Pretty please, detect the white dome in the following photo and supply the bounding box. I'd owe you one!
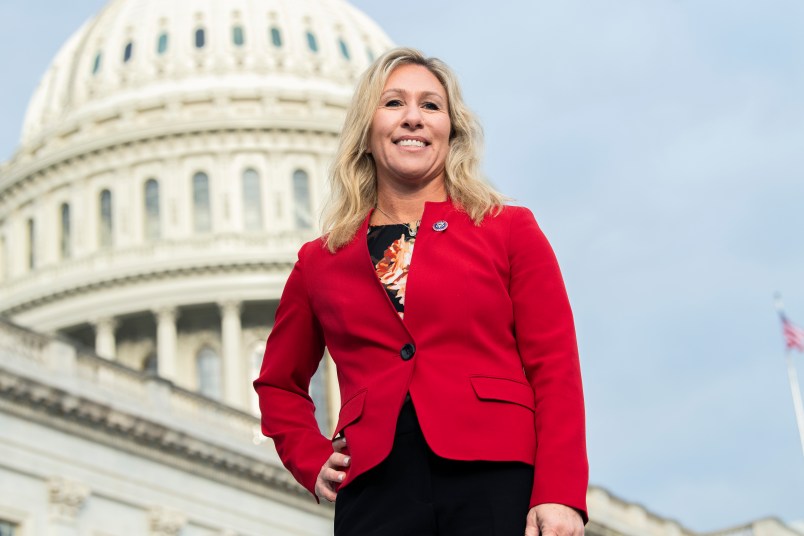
[21,0,392,150]
[0,0,393,415]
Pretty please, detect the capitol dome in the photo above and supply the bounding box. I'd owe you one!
[21,0,391,149]
[0,0,393,424]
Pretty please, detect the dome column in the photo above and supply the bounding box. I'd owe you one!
[93,317,118,359]
[154,307,179,382]
[219,300,243,408]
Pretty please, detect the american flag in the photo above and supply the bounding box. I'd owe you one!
[782,316,804,352]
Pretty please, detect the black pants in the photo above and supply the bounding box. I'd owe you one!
[334,399,533,536]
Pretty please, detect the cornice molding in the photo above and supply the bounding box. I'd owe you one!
[0,366,331,517]
[1,123,341,196]
[2,259,294,316]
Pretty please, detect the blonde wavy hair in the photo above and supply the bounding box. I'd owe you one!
[322,47,505,252]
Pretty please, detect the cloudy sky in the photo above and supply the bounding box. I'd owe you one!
[2,0,804,531]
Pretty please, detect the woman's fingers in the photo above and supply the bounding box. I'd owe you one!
[323,466,347,483]
[315,449,351,502]
[333,436,347,452]
[331,452,350,467]
[315,477,337,502]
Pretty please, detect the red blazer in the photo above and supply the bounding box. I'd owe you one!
[253,200,588,520]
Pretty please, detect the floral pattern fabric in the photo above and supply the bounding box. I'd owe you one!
[367,223,417,317]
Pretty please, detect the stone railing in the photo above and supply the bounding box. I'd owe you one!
[0,316,322,511]
[0,317,264,449]
[587,486,689,536]
[0,314,49,363]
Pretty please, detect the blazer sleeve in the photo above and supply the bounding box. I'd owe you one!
[252,242,332,501]
[507,207,589,522]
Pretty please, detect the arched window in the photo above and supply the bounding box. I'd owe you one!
[192,172,212,233]
[232,26,245,46]
[99,189,113,248]
[195,27,206,49]
[242,169,263,231]
[292,169,312,229]
[144,179,160,241]
[270,27,282,48]
[306,31,318,53]
[60,202,71,259]
[92,52,102,74]
[26,218,35,269]
[123,41,133,63]
[310,360,329,433]
[0,520,16,536]
[249,341,266,415]
[157,32,169,54]
[143,352,157,376]
[196,346,222,399]
[338,38,350,60]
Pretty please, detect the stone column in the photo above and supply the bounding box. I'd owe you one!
[93,317,118,359]
[154,307,178,382]
[219,300,243,408]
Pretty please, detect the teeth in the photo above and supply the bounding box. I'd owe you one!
[397,139,425,147]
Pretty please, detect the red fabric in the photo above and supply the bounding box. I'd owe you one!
[253,200,588,521]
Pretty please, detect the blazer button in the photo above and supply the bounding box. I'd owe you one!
[400,343,416,361]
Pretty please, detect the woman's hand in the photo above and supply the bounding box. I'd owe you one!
[525,503,584,536]
[314,436,350,502]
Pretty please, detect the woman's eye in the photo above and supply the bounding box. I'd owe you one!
[384,99,403,107]
[422,102,440,111]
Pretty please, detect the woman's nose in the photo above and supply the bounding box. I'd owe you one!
[401,105,423,129]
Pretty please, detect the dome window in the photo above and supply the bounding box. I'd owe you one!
[26,218,35,269]
[270,27,282,48]
[144,179,161,241]
[306,31,318,53]
[232,26,245,46]
[338,38,350,60]
[194,28,206,49]
[123,41,133,63]
[197,346,222,399]
[292,169,312,229]
[99,189,113,248]
[192,172,212,233]
[92,52,102,74]
[157,32,169,55]
[143,353,157,375]
[60,202,71,259]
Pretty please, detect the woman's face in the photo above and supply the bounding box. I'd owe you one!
[368,64,451,192]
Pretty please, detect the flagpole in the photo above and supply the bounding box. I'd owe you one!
[775,293,804,459]
[785,348,804,459]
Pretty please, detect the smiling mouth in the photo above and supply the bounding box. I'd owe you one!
[396,139,427,148]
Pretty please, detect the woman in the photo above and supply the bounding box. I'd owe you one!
[254,47,587,536]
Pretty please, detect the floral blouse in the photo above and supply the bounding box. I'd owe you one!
[367,222,419,318]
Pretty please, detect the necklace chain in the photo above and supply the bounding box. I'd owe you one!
[375,206,420,237]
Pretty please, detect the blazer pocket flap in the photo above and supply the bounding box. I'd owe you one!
[332,388,367,439]
[470,376,535,412]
